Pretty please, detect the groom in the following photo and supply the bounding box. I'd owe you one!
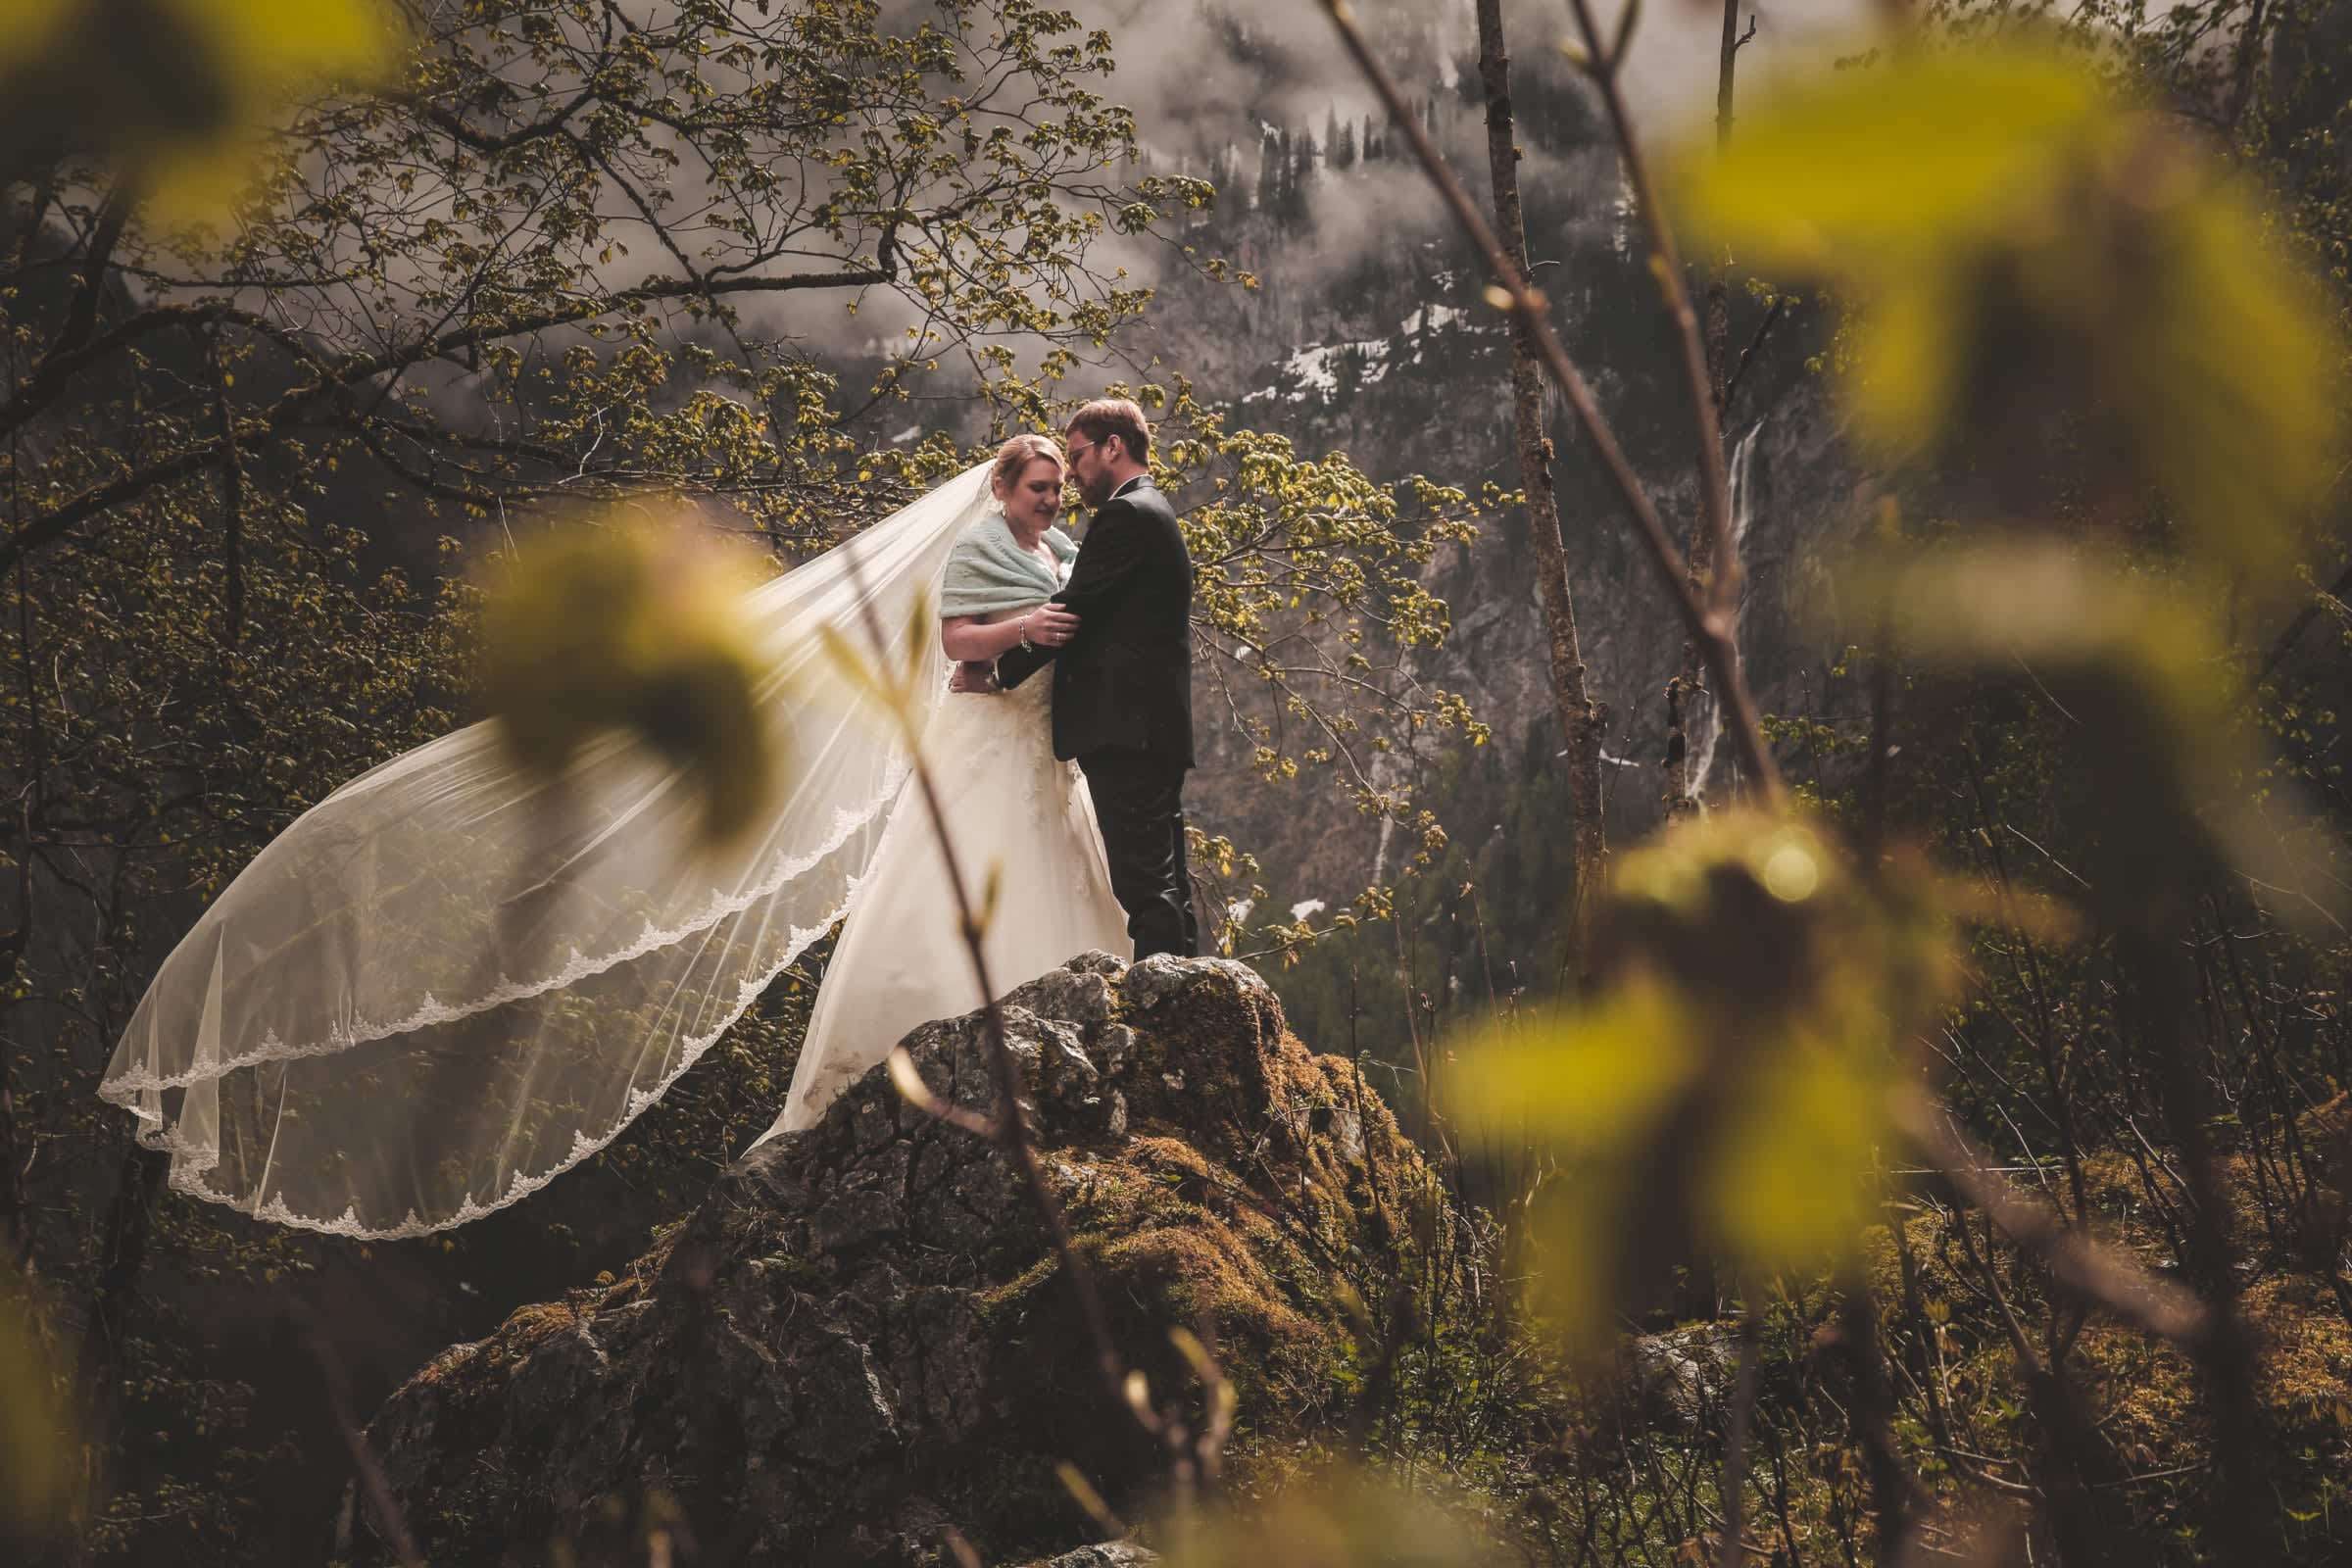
[992,398,1200,958]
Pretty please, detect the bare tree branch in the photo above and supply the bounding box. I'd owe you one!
[1316,0,1783,804]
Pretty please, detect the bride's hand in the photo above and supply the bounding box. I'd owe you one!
[1026,604,1079,648]
[950,661,1000,695]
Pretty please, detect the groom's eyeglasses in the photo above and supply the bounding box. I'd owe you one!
[1065,438,1103,463]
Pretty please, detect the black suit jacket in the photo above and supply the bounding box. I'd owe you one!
[996,476,1194,766]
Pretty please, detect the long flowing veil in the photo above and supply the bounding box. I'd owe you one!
[98,462,995,1238]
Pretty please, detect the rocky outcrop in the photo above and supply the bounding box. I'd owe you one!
[1016,1546,1158,1568]
[361,954,1428,1566]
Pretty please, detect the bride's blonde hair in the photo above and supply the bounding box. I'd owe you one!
[991,431,1063,497]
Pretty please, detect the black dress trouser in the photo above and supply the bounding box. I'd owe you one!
[1077,746,1199,960]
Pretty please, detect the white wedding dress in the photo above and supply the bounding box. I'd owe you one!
[763,626,1130,1139]
[96,461,1127,1238]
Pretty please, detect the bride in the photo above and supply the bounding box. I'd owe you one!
[98,436,1131,1238]
[762,435,1128,1138]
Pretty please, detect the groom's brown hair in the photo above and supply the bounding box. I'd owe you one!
[1065,398,1150,465]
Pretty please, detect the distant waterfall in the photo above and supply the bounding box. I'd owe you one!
[1686,416,1768,809]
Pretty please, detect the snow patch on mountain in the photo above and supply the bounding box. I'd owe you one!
[1240,301,1479,405]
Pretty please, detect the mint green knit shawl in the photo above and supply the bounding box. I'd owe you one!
[937,512,1076,618]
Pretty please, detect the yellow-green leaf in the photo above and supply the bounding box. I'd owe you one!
[1446,981,1698,1154]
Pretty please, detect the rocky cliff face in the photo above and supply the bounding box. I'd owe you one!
[359,954,1430,1567]
[1138,100,1872,907]
[1178,282,1867,905]
[1413,370,1868,816]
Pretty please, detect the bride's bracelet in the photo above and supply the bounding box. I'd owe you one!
[1017,614,1033,652]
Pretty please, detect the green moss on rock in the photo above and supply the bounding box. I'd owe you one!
[360,954,1435,1567]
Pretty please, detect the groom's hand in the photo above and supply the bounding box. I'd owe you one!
[1026,604,1080,649]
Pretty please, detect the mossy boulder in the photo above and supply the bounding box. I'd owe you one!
[360,954,1428,1566]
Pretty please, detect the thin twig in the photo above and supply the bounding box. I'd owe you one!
[2133,928,2278,1564]
[1559,0,1740,628]
[1827,1278,1925,1562]
[1715,1303,1764,1568]
[831,542,1129,1404]
[1317,0,1782,804]
[293,1304,422,1568]
[1949,1200,2127,1564]
[2260,554,2352,678]
[1891,1088,2210,1346]
[1720,296,1787,419]
[830,528,1231,1503]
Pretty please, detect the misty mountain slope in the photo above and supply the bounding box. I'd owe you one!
[1131,68,1867,929]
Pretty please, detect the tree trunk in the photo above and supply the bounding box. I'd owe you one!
[1474,0,1607,956]
[1663,0,1749,817]
[1703,0,1740,402]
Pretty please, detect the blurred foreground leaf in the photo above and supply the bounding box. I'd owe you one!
[1448,810,1957,1349]
[1675,37,2342,589]
[0,1287,71,1546]
[1861,541,2342,928]
[479,506,776,846]
[1162,1469,1494,1567]
[813,583,940,746]
[0,0,401,224]
[1444,981,1696,1151]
